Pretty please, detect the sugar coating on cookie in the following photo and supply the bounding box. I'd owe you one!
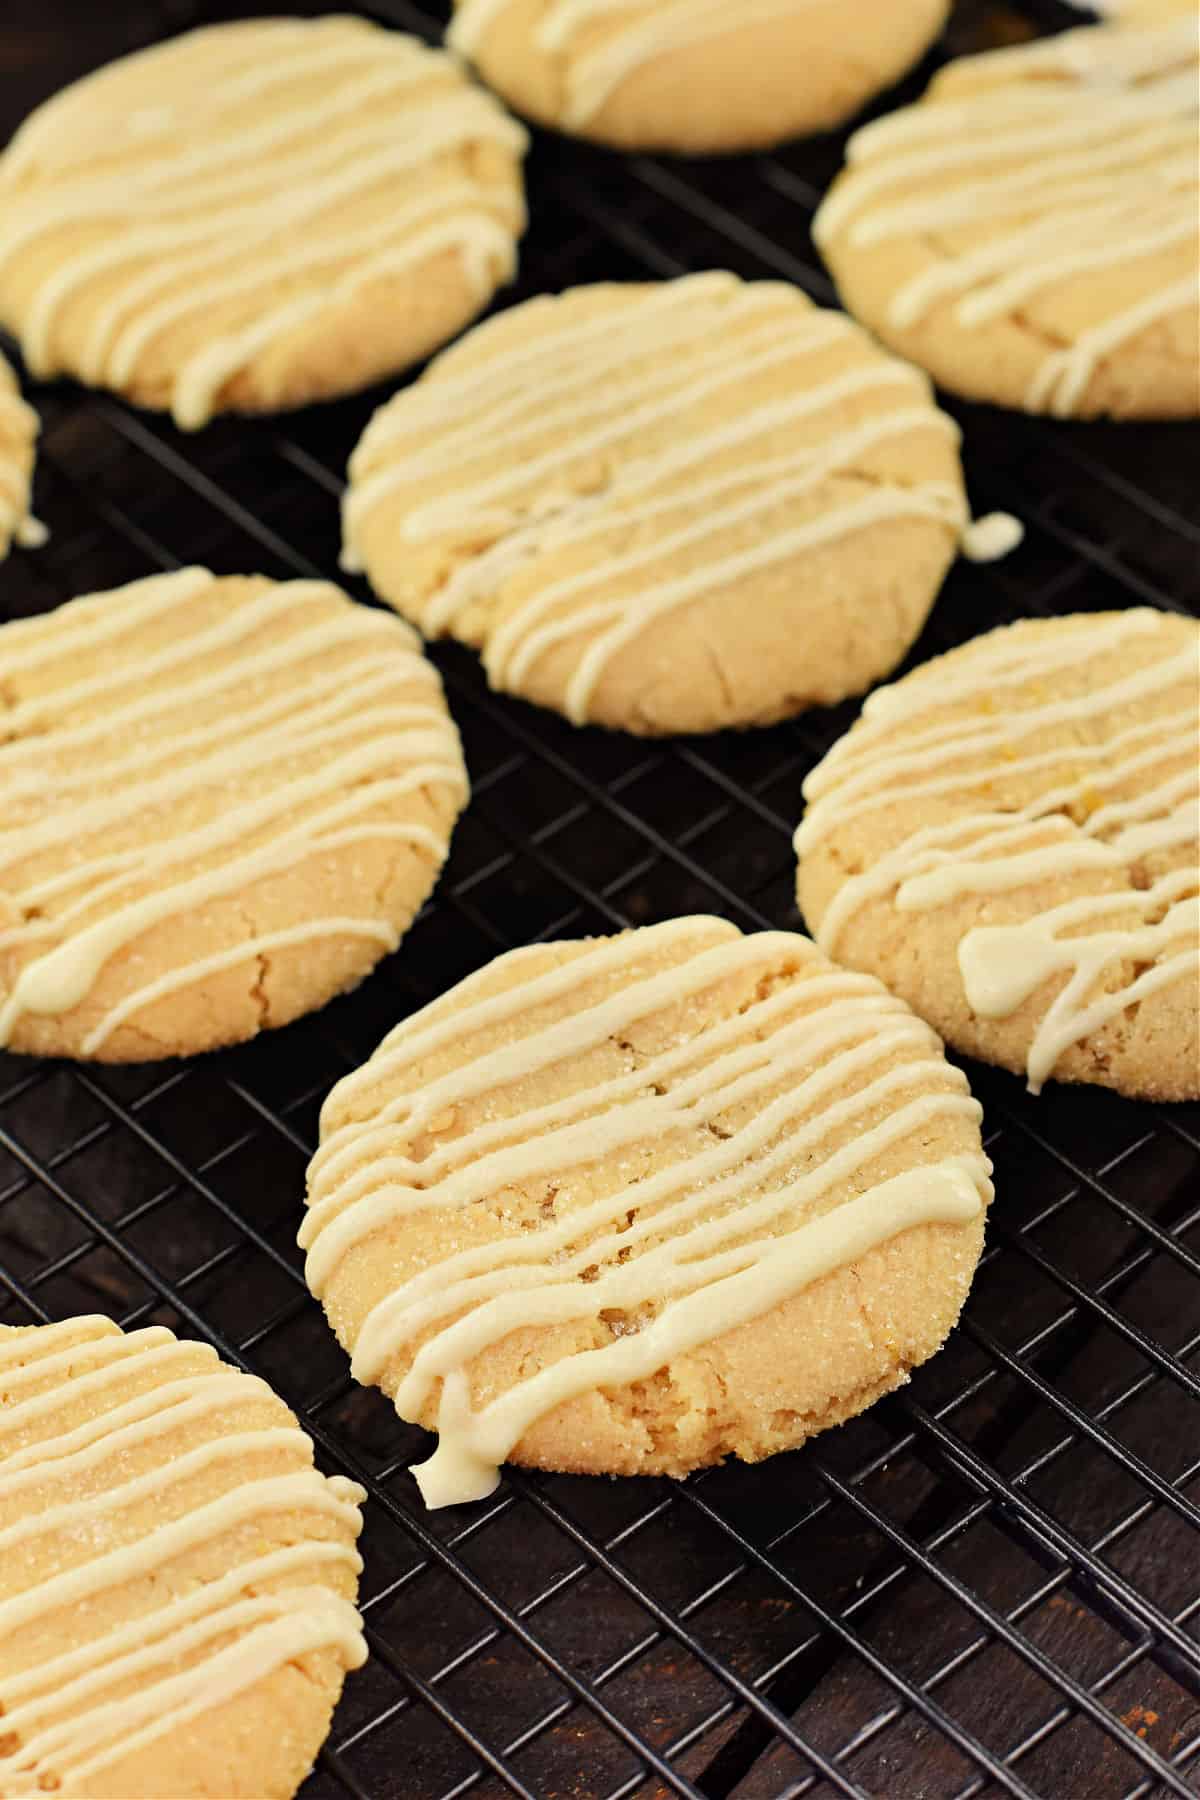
[447,0,951,153]
[0,1315,366,1799]
[343,272,994,736]
[796,611,1200,1099]
[301,916,992,1506]
[0,351,40,560]
[814,12,1200,419]
[0,16,527,428]
[0,567,468,1061]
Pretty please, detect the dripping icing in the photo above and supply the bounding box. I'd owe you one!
[0,361,38,550]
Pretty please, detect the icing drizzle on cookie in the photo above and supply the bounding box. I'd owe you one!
[344,273,1010,724]
[301,918,991,1507]
[0,358,40,551]
[814,15,1200,417]
[0,18,527,428]
[0,1316,366,1793]
[796,610,1200,1092]
[450,0,823,129]
[0,567,467,1056]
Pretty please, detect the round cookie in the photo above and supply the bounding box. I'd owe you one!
[0,566,468,1062]
[814,11,1200,419]
[0,1314,366,1799]
[301,916,992,1505]
[0,16,527,428]
[1080,1,1199,19]
[343,272,1007,737]
[795,610,1200,1100]
[446,0,951,154]
[0,350,40,561]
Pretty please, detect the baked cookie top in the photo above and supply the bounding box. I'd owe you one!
[814,11,1200,418]
[0,1315,365,1800]
[796,610,1200,1099]
[0,16,527,427]
[446,0,951,154]
[301,917,991,1506]
[344,273,1005,737]
[0,350,39,560]
[0,567,468,1062]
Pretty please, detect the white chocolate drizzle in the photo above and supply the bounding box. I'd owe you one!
[961,513,1024,563]
[796,610,1200,1091]
[814,15,1199,416]
[0,17,527,427]
[301,918,991,1507]
[0,567,467,1055]
[0,1316,366,1793]
[345,273,1013,723]
[450,0,824,129]
[0,357,38,552]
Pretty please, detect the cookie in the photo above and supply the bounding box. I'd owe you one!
[1079,0,1198,19]
[796,610,1200,1100]
[344,273,1013,737]
[0,16,527,428]
[814,11,1200,418]
[301,916,991,1506]
[446,0,951,154]
[0,351,40,560]
[0,1314,366,1799]
[0,566,468,1062]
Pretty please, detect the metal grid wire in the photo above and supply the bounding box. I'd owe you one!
[2,1,1199,1795]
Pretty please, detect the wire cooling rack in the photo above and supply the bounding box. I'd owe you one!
[2,1,1199,1795]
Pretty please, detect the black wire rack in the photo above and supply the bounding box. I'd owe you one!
[2,2,1199,1796]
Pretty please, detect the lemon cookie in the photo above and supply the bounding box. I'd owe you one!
[301,916,992,1506]
[0,16,527,429]
[0,567,468,1062]
[0,1314,366,1799]
[796,611,1200,1100]
[343,273,1011,737]
[814,11,1200,419]
[0,351,39,560]
[446,0,951,154]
